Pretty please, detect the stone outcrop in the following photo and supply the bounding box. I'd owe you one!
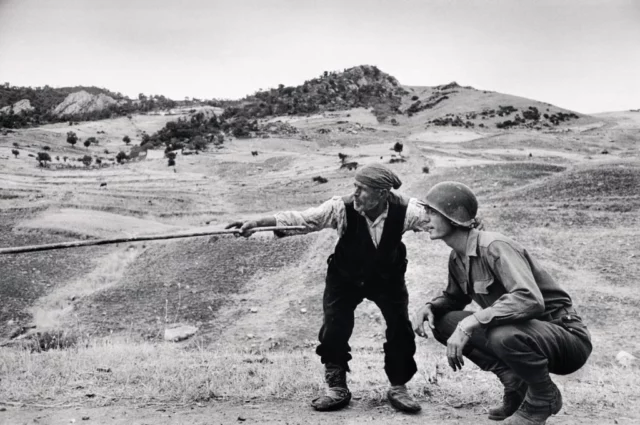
[0,99,35,114]
[53,90,118,116]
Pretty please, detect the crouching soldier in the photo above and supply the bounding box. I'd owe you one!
[412,182,592,425]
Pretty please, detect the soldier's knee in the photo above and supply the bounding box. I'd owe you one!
[486,325,520,353]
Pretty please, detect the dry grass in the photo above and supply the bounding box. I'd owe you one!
[1,335,637,414]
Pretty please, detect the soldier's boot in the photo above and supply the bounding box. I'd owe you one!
[488,369,528,421]
[503,378,562,425]
[311,363,351,411]
[387,384,421,413]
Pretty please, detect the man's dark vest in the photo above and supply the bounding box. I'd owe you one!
[329,192,408,282]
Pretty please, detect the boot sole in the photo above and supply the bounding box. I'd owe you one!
[387,394,422,413]
[311,393,351,411]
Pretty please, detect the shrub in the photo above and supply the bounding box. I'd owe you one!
[393,142,403,154]
[13,142,19,147]
[411,95,419,101]
[116,151,128,164]
[42,146,51,151]
[36,152,51,167]
[166,151,177,167]
[422,166,430,174]
[123,135,131,145]
[66,131,78,147]
[12,149,19,158]
[83,139,91,149]
[312,176,328,183]
[82,155,92,167]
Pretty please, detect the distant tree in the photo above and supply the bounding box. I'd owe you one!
[63,156,68,162]
[42,146,51,151]
[66,131,78,147]
[12,142,19,148]
[116,151,128,164]
[393,142,404,155]
[123,135,131,145]
[166,151,177,167]
[37,152,51,167]
[55,155,60,161]
[104,149,109,154]
[83,139,91,149]
[81,155,92,167]
[96,158,102,166]
[141,133,150,144]
[11,149,19,158]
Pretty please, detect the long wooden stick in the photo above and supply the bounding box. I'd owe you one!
[0,226,306,255]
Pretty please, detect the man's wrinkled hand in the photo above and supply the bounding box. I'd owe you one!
[225,220,258,237]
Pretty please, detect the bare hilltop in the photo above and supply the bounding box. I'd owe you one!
[0,65,639,424]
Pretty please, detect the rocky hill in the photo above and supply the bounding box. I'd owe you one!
[0,84,179,129]
[52,90,120,116]
[222,65,407,122]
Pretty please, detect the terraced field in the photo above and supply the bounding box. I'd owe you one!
[1,107,639,424]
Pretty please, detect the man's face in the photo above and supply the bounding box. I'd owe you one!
[353,181,385,213]
[425,207,455,240]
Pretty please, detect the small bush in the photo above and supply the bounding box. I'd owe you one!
[312,176,328,184]
[66,131,78,147]
[42,145,51,151]
[116,151,128,164]
[11,149,19,158]
[422,166,430,174]
[36,152,52,167]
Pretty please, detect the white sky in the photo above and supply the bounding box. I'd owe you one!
[0,0,638,113]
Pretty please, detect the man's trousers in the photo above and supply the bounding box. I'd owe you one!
[316,272,417,386]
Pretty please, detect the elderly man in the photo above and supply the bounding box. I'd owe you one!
[412,182,592,425]
[227,163,429,413]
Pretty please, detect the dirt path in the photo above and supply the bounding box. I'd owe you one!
[1,400,634,425]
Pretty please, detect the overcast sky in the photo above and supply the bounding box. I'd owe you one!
[0,0,638,113]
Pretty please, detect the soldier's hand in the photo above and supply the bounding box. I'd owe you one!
[412,304,435,338]
[446,326,470,372]
[225,220,258,237]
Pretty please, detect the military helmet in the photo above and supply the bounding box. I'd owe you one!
[422,181,478,227]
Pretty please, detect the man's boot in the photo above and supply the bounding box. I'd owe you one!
[488,369,528,421]
[311,363,351,411]
[503,379,562,425]
[387,384,421,413]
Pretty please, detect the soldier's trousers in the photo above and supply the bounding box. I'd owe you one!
[431,310,592,385]
[316,272,417,386]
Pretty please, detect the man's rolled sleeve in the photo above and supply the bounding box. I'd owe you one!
[274,196,345,234]
[474,241,545,327]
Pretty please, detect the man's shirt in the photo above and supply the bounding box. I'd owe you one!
[274,195,430,247]
[428,229,573,327]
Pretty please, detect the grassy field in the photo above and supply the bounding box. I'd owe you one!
[1,106,639,423]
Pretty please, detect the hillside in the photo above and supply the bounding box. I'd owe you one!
[0,70,639,423]
[0,84,180,128]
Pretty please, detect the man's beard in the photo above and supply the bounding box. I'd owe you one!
[354,198,379,214]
